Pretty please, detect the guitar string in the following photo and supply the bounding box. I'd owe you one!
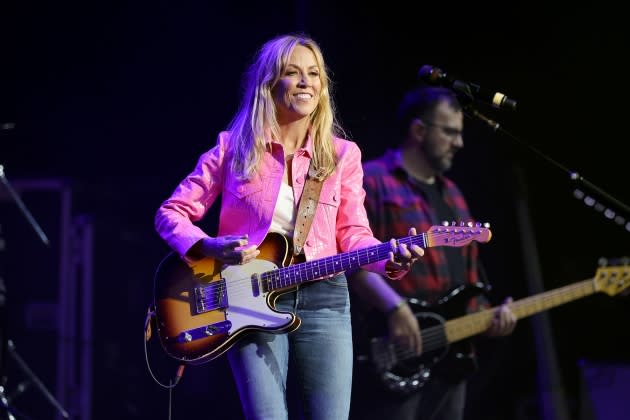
[203,262,589,311]
[173,229,492,340]
[196,243,419,303]
[193,236,426,303]
[194,230,487,305]
[374,328,449,362]
[378,282,599,362]
[373,272,629,364]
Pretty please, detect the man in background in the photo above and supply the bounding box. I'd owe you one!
[349,86,517,420]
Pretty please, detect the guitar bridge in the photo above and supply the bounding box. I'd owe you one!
[195,279,228,313]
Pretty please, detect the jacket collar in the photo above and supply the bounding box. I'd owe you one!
[265,126,314,158]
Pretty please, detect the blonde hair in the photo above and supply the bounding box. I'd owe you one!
[226,34,344,181]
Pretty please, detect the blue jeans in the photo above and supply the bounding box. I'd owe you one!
[228,274,353,420]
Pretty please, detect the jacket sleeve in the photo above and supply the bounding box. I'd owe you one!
[154,133,227,257]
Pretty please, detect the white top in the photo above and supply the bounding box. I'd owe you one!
[269,182,296,237]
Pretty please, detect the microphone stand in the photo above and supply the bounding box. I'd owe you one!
[462,102,573,420]
[0,166,50,247]
[462,98,629,420]
[0,165,69,419]
[5,341,69,419]
[423,65,630,224]
[461,104,630,227]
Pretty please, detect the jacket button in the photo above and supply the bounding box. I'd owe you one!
[306,240,312,246]
[332,194,337,202]
[296,178,303,184]
[237,186,244,193]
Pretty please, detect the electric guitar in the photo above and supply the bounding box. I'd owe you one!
[360,260,630,394]
[152,224,491,364]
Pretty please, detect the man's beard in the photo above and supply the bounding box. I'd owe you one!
[421,140,454,174]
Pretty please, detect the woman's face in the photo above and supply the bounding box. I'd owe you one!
[272,45,322,124]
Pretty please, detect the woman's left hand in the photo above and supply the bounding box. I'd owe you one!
[385,227,424,273]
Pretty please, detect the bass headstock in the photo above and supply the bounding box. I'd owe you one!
[593,257,630,296]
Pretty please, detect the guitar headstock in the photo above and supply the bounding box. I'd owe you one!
[426,222,492,248]
[593,257,630,296]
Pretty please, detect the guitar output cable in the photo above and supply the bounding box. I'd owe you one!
[143,304,186,419]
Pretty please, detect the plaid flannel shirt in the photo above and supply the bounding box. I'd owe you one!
[361,149,488,312]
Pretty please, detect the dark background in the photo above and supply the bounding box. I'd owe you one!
[1,1,629,419]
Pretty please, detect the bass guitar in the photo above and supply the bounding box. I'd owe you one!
[360,259,630,394]
[152,224,491,364]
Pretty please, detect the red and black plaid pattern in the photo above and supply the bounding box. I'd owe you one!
[361,150,487,312]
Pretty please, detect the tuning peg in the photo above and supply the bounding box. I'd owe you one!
[467,221,474,227]
[598,257,609,267]
[608,256,630,266]
[482,222,491,229]
[441,220,449,227]
[451,221,456,227]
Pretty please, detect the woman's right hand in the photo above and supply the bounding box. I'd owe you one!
[191,235,260,265]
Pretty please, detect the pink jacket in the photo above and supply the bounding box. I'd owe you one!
[155,131,394,276]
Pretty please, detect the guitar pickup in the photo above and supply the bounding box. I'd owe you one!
[170,320,233,343]
[251,273,272,297]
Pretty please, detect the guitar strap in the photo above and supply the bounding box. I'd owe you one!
[292,161,324,256]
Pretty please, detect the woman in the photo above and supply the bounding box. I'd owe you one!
[155,33,423,420]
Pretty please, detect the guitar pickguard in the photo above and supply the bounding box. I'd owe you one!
[221,260,294,332]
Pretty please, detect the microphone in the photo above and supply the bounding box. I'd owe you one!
[418,65,517,111]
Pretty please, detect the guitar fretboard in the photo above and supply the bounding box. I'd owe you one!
[261,234,428,292]
[444,279,596,343]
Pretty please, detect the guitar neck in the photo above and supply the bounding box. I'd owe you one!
[262,234,427,292]
[444,278,596,343]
